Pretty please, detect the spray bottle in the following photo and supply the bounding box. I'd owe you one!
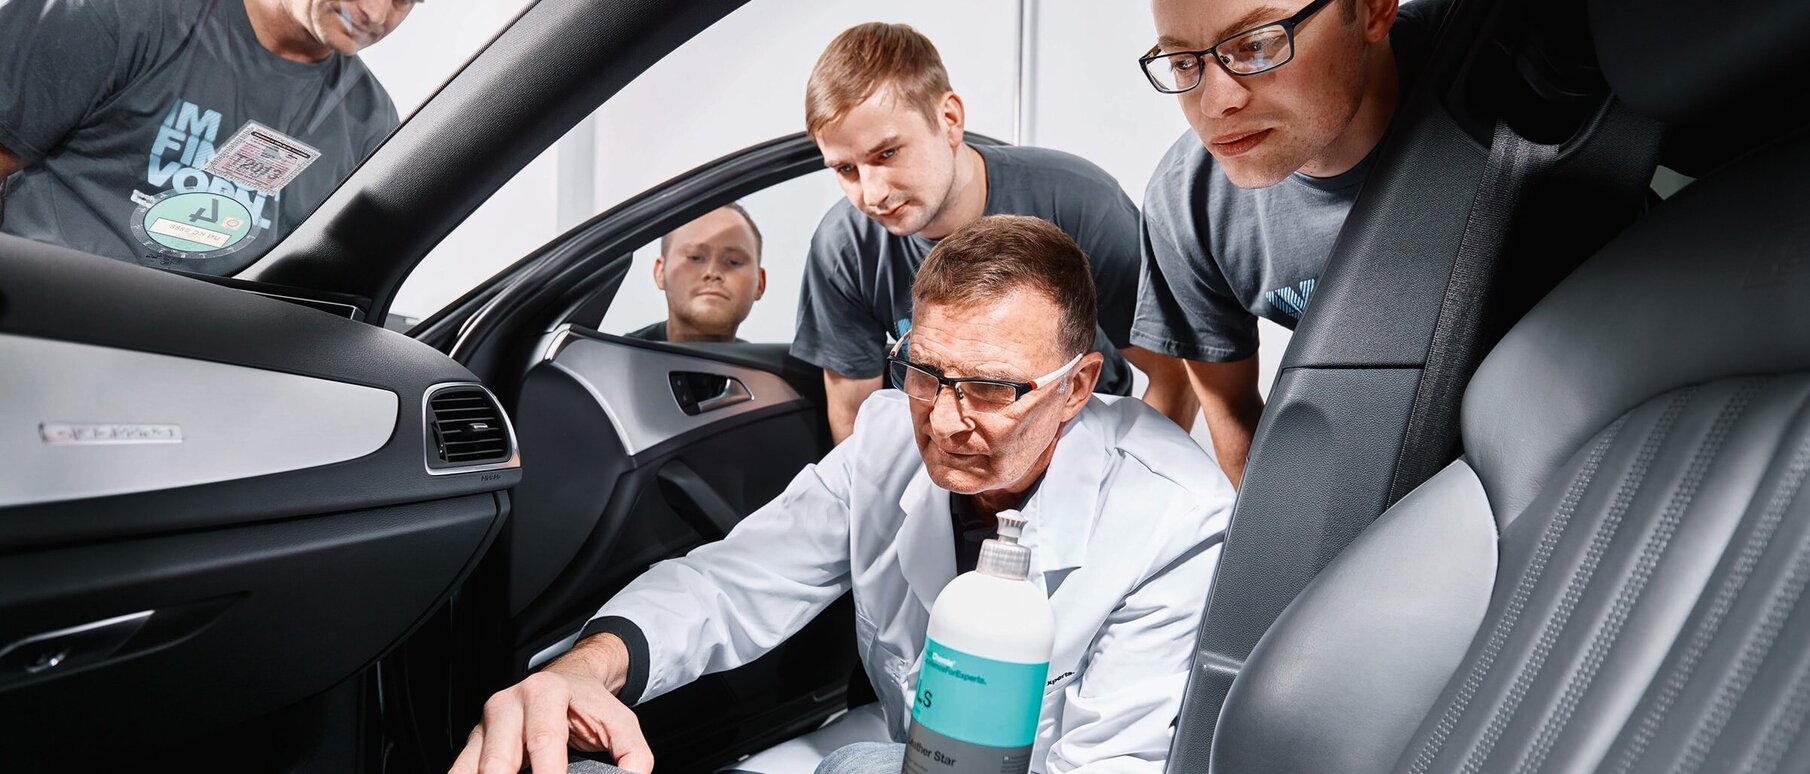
[902,509,1055,774]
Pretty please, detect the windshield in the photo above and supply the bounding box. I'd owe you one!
[0,0,527,274]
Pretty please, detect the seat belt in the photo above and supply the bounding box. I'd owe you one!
[1386,120,1559,503]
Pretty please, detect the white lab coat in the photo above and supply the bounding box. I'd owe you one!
[593,391,1233,773]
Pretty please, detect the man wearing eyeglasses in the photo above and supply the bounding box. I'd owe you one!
[451,216,1232,774]
[1130,0,1450,486]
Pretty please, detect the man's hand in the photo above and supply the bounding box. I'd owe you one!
[824,370,884,444]
[1184,356,1264,488]
[449,634,653,774]
[1122,346,1198,431]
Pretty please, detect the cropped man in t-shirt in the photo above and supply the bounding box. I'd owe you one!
[0,0,414,273]
[1133,0,1450,485]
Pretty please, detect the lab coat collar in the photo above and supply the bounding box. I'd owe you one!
[1017,406,1105,577]
[893,401,1107,611]
[896,468,957,613]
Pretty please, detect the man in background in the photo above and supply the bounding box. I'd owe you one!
[626,203,766,343]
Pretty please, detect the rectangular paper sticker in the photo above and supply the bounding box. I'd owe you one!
[148,218,230,248]
[202,121,322,195]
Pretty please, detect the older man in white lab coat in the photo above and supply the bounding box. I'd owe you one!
[452,215,1234,774]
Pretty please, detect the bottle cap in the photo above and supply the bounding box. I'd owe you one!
[979,509,1032,580]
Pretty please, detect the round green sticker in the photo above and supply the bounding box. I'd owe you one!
[131,191,257,259]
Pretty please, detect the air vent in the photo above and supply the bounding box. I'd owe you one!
[425,385,514,471]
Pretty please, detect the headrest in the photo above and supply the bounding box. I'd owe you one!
[1591,0,1810,125]
[1462,123,1810,521]
[1591,0,1810,175]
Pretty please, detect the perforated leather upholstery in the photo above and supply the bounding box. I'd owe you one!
[1210,109,1810,774]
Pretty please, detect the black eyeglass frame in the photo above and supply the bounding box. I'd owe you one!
[1137,0,1338,92]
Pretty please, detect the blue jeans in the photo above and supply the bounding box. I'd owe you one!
[813,742,906,774]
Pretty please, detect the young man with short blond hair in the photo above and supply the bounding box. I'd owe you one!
[792,22,1198,444]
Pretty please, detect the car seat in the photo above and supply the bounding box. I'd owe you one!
[1172,0,1810,769]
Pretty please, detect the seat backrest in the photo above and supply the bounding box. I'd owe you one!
[1205,0,1810,771]
[1170,0,1665,757]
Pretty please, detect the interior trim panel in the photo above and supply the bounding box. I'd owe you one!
[0,332,398,509]
[541,326,805,456]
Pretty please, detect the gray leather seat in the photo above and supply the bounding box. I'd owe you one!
[1200,0,1810,771]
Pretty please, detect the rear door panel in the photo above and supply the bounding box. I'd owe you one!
[505,326,851,771]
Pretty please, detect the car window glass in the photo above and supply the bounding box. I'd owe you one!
[596,170,841,345]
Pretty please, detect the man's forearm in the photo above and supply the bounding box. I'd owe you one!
[822,371,883,445]
[1122,346,1198,431]
[546,632,631,696]
[1183,357,1265,488]
[826,394,859,445]
[1197,406,1259,488]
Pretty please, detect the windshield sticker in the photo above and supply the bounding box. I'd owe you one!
[202,121,322,195]
[130,190,261,261]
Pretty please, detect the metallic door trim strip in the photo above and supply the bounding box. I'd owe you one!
[0,333,399,508]
[540,326,805,456]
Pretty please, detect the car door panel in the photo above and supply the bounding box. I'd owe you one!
[504,326,851,772]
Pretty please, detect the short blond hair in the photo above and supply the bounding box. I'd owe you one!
[805,23,953,139]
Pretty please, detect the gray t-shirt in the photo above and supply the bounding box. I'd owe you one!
[1131,0,1447,362]
[623,321,746,344]
[0,0,397,274]
[791,143,1142,394]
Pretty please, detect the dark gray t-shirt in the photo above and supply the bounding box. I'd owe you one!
[0,0,397,274]
[791,143,1142,394]
[623,321,746,344]
[1131,0,1447,362]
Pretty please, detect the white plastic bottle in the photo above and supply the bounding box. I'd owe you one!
[902,509,1055,774]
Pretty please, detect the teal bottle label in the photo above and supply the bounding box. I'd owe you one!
[903,638,1048,774]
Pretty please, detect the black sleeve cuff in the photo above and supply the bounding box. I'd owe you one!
[576,616,650,706]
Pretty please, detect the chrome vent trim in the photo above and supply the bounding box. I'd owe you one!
[421,382,521,476]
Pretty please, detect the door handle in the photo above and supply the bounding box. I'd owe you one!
[668,371,752,416]
[0,610,151,688]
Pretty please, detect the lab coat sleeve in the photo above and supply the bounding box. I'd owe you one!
[588,441,858,705]
[1044,507,1227,774]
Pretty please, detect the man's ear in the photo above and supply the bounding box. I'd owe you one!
[755,267,768,300]
[939,91,966,148]
[652,256,667,290]
[1062,352,1103,420]
[1361,0,1398,44]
